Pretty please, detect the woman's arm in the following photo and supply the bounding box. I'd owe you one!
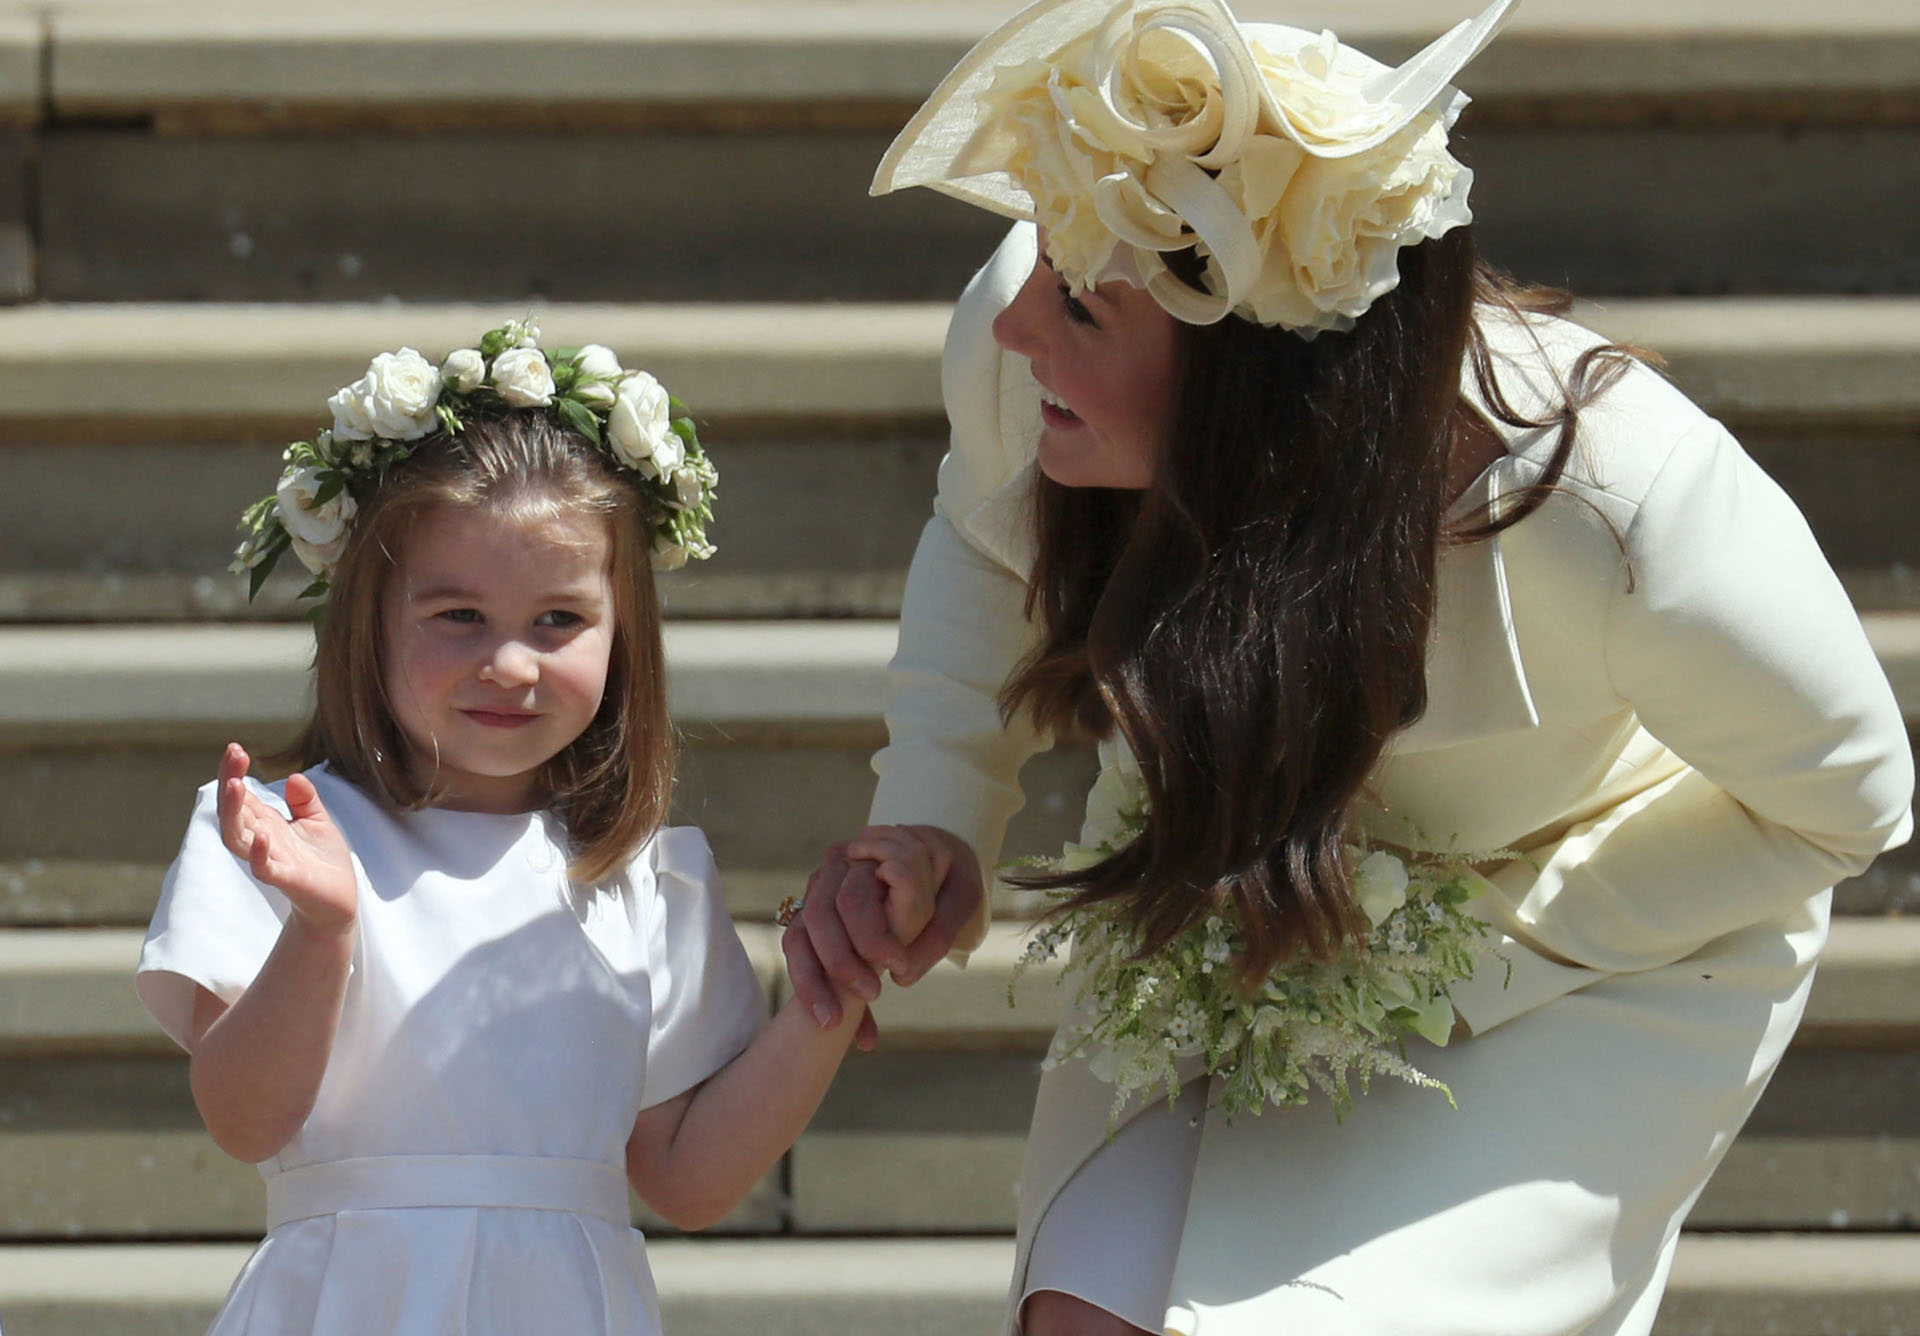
[1459,418,1911,1026]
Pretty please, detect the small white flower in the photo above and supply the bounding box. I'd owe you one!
[651,539,690,572]
[503,317,541,349]
[441,348,486,394]
[328,347,442,442]
[571,344,624,411]
[671,464,706,512]
[274,465,357,574]
[490,346,555,408]
[608,371,678,476]
[1352,850,1410,927]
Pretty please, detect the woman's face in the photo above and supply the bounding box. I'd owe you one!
[990,241,1181,490]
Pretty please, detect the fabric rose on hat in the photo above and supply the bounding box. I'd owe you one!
[275,464,358,574]
[328,348,443,442]
[947,4,1473,334]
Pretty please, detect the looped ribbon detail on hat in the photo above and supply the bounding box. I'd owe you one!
[873,0,1520,333]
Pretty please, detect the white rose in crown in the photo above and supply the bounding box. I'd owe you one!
[490,346,555,408]
[275,464,359,574]
[440,348,485,395]
[652,538,690,572]
[572,344,624,411]
[328,348,443,442]
[608,371,680,477]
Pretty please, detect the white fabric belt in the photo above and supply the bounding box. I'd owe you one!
[266,1155,632,1231]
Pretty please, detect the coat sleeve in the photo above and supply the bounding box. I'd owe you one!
[1475,418,1913,990]
[867,224,1050,954]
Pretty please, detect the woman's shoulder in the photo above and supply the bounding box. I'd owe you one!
[1470,303,1729,517]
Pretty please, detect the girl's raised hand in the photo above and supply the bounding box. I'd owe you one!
[844,824,949,947]
[215,743,357,936]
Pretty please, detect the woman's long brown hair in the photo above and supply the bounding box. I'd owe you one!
[1001,227,1644,983]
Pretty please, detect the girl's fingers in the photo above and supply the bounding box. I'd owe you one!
[283,771,329,824]
[835,860,908,978]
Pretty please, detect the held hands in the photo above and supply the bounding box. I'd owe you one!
[782,825,984,1050]
[216,744,357,937]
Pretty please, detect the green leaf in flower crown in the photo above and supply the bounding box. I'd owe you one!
[311,476,345,506]
[670,418,697,447]
[555,397,602,445]
[297,575,329,601]
[479,328,508,359]
[549,346,581,363]
[437,402,463,436]
[248,530,291,601]
[550,360,580,392]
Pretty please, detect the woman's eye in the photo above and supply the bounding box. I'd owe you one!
[1059,284,1097,328]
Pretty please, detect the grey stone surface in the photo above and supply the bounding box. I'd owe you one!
[38,130,1008,304]
[2,1233,1920,1336]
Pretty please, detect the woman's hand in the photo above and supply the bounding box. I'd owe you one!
[216,743,356,936]
[783,826,984,1050]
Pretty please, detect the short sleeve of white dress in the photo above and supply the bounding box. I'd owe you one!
[136,778,295,1050]
[638,826,768,1110]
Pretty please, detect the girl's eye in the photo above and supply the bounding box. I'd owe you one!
[439,608,482,625]
[1058,283,1097,328]
[536,610,584,630]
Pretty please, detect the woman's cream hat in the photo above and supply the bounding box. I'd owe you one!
[872,0,1518,333]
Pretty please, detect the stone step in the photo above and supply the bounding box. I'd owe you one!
[0,299,1916,620]
[1,1234,1918,1336]
[0,618,1909,904]
[9,4,1917,301]
[0,922,1914,1237]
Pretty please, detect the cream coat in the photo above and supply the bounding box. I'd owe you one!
[868,223,1914,1334]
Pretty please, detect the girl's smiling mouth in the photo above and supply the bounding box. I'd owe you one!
[462,709,540,729]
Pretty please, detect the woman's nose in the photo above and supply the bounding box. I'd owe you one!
[991,260,1051,360]
[478,639,538,687]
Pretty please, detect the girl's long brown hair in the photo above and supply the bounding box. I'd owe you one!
[1002,227,1644,983]
[282,412,673,886]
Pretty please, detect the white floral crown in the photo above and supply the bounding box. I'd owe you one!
[872,0,1518,333]
[231,318,718,601]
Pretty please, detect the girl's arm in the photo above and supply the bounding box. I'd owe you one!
[628,831,936,1229]
[187,745,359,1164]
[623,990,867,1231]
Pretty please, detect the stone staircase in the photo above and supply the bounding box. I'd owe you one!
[0,1,1916,1332]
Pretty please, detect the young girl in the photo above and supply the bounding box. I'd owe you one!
[136,322,934,1335]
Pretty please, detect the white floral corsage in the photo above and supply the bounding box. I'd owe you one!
[1017,770,1504,1123]
[229,317,718,601]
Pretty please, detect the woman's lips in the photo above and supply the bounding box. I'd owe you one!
[462,709,539,729]
[1041,399,1081,429]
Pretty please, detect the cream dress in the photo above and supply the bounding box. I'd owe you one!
[137,766,766,1336]
[867,223,1916,1336]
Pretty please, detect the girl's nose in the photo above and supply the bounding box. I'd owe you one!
[991,258,1051,361]
[478,639,538,687]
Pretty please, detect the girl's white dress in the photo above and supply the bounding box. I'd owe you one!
[136,766,766,1336]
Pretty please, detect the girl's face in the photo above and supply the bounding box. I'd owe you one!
[990,239,1181,490]
[382,503,616,813]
